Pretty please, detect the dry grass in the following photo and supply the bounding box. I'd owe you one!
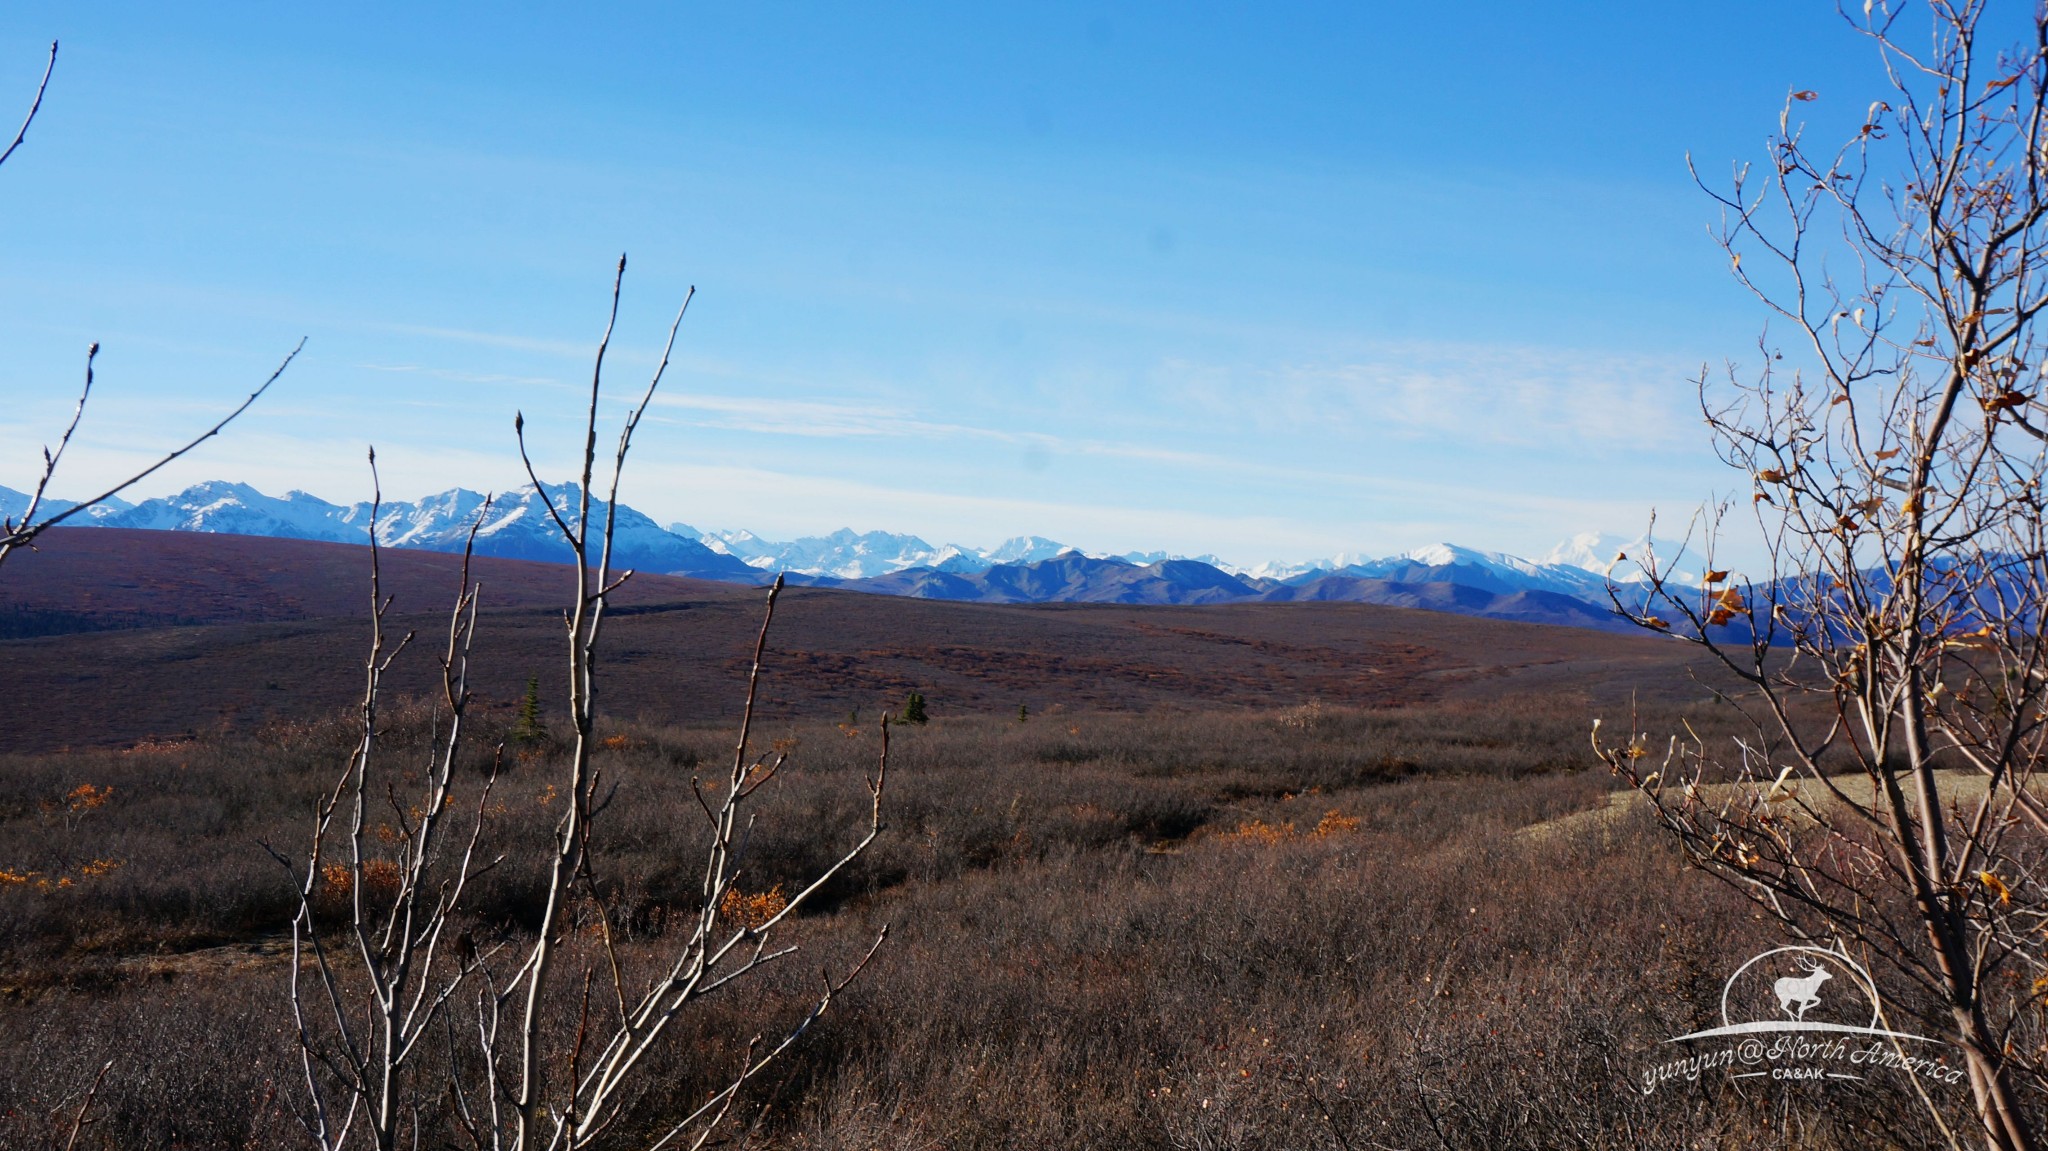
[0,697,1991,1149]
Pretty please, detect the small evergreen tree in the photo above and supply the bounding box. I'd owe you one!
[514,675,548,744]
[900,690,928,725]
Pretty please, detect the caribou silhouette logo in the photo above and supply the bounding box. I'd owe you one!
[1772,956,1833,1021]
[1640,945,1952,1096]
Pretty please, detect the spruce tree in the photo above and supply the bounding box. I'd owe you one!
[900,690,928,725]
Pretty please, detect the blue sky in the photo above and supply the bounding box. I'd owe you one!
[0,3,1901,566]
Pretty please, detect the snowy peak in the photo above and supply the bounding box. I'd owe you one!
[1399,542,1541,575]
[1116,548,1235,570]
[674,525,972,579]
[106,482,357,541]
[664,526,1078,579]
[1542,530,1629,572]
[1239,551,1376,582]
[985,535,1073,565]
[1302,543,1612,602]
[37,480,757,581]
[0,484,134,526]
[1541,531,1702,585]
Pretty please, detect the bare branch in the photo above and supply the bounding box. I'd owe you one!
[0,40,55,172]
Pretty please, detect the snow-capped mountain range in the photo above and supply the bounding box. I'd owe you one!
[676,525,1059,579]
[2,480,757,580]
[672,523,1242,582]
[0,480,1701,631]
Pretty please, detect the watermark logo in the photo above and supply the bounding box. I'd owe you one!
[1637,946,1964,1094]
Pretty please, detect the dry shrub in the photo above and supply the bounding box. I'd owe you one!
[0,695,1968,1148]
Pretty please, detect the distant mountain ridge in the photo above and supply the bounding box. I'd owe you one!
[673,524,1077,579]
[0,480,757,581]
[0,480,1683,632]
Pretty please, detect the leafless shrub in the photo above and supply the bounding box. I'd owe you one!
[1597,5,2048,1146]
[1,40,297,569]
[0,688,1975,1148]
[273,260,887,1151]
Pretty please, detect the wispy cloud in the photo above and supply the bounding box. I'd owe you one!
[1163,341,1696,450]
[358,363,566,388]
[648,393,1012,442]
[643,388,1687,523]
[377,324,610,361]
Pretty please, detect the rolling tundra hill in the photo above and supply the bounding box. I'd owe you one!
[0,528,1720,752]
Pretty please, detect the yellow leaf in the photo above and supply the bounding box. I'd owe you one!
[1980,870,2013,907]
[1701,569,1729,585]
[1641,616,1670,631]
[1946,624,1998,651]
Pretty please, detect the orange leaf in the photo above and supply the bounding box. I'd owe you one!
[1875,448,1901,461]
[1701,569,1729,585]
[1641,616,1671,631]
[1758,468,1789,484]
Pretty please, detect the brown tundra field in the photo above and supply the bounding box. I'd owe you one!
[0,529,1985,1148]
